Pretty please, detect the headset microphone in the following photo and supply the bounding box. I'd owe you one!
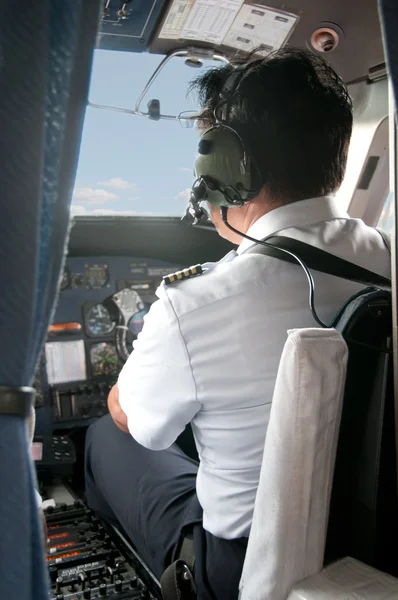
[182,180,209,226]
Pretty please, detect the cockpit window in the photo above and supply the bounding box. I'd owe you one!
[377,190,394,234]
[72,50,220,217]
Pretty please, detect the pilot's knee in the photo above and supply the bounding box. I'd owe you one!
[85,414,113,460]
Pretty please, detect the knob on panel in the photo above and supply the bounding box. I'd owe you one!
[99,582,107,596]
[55,576,63,594]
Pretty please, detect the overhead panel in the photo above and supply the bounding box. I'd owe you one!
[150,0,385,83]
[97,0,169,52]
[95,0,385,83]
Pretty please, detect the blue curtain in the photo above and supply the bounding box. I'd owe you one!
[0,1,100,598]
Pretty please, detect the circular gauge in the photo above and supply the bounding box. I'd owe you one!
[90,342,119,377]
[85,264,109,289]
[86,304,115,336]
[60,267,70,291]
[128,305,151,337]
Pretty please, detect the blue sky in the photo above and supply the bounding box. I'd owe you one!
[72,50,217,217]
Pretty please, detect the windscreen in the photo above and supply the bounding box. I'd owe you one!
[72,50,220,218]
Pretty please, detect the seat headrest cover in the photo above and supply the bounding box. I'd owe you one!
[287,557,398,599]
[239,328,348,600]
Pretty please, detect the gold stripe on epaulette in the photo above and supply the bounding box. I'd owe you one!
[163,264,204,285]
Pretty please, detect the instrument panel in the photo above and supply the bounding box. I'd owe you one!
[37,256,182,427]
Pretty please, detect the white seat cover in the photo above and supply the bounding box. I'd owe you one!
[239,328,348,600]
[288,557,398,599]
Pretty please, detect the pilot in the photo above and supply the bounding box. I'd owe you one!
[85,48,390,599]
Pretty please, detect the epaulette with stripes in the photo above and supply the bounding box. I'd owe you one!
[163,264,204,286]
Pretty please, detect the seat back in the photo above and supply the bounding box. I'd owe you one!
[325,289,398,576]
[239,328,348,600]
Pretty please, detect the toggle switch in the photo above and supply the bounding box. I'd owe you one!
[55,577,63,594]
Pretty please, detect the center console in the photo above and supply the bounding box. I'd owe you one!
[45,500,160,600]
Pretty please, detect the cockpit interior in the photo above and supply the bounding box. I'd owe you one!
[1,1,398,599]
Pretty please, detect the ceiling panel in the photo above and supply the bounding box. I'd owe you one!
[148,0,385,83]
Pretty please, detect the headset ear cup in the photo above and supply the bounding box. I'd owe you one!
[194,126,252,208]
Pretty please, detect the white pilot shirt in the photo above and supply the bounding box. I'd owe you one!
[118,196,391,540]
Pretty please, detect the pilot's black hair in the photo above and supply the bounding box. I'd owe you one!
[189,48,353,203]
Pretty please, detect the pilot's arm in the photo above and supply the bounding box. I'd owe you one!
[107,384,128,433]
[113,285,201,450]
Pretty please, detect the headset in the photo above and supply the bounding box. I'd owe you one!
[184,66,264,225]
[183,66,330,328]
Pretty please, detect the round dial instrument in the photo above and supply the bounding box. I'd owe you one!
[86,304,115,336]
[85,264,109,289]
[90,342,119,377]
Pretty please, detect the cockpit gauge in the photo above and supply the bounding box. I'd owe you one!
[86,303,115,337]
[106,289,150,362]
[85,264,109,289]
[60,267,70,291]
[90,342,119,377]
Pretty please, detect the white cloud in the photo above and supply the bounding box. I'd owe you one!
[70,204,87,215]
[72,187,119,205]
[175,188,191,202]
[127,196,141,202]
[97,177,139,192]
[70,205,155,217]
[179,167,193,173]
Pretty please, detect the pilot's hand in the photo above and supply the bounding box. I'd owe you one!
[108,384,129,434]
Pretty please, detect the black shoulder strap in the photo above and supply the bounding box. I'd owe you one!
[244,235,391,291]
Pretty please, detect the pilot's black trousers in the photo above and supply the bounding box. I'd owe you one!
[85,415,248,600]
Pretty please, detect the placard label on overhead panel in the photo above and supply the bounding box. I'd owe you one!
[181,0,245,44]
[158,0,194,39]
[159,0,244,44]
[45,340,87,385]
[223,4,298,53]
[158,1,298,54]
